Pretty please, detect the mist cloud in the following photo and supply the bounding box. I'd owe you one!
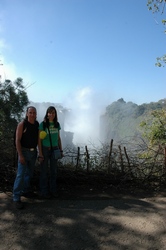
[63,86,106,146]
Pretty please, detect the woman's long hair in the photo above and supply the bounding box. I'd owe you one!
[43,106,59,129]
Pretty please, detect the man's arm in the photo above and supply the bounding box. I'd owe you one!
[16,121,25,165]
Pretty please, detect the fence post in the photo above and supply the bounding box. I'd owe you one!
[85,145,90,173]
[124,146,134,179]
[76,147,80,170]
[108,139,113,173]
[118,145,124,173]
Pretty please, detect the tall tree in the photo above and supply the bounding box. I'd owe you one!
[0,77,29,163]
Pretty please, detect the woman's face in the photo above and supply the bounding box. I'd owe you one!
[47,109,56,121]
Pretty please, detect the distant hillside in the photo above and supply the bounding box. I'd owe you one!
[100,98,166,144]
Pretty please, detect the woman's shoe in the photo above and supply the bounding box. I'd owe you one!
[13,201,24,209]
[51,192,59,198]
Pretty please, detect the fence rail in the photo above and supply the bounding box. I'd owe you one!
[0,139,166,192]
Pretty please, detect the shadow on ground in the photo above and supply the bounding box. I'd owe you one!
[1,169,166,250]
[1,189,166,250]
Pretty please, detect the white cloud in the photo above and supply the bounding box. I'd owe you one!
[75,86,92,110]
[0,56,18,81]
[0,38,17,81]
[64,86,93,110]
[0,52,32,84]
[0,39,7,49]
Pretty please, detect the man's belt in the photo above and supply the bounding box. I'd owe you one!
[22,147,36,151]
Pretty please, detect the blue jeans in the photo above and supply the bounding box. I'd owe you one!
[40,147,58,196]
[13,149,37,201]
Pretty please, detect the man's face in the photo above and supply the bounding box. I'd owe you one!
[27,107,37,121]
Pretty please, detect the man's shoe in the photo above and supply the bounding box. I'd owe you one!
[22,192,37,198]
[13,201,24,209]
[40,194,51,199]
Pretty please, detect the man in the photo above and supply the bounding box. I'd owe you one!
[13,106,39,209]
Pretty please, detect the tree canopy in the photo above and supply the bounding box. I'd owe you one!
[0,77,29,162]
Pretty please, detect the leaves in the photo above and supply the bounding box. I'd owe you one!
[0,78,29,165]
[140,109,166,146]
[147,0,166,66]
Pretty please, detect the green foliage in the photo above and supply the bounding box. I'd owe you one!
[0,78,29,163]
[0,78,29,121]
[147,0,166,13]
[147,0,166,66]
[156,54,166,67]
[140,109,166,146]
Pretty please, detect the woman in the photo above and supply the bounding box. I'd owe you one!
[38,106,63,199]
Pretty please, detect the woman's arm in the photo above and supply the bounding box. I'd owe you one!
[58,132,64,157]
[38,130,44,162]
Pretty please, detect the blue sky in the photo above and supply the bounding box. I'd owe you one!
[0,0,165,109]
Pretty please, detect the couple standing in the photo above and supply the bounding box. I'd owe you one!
[13,106,63,209]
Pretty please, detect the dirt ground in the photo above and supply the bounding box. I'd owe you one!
[1,171,166,250]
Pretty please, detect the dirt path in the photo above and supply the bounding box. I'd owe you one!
[1,191,166,250]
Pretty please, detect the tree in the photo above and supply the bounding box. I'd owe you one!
[0,77,29,163]
[147,0,166,66]
[0,77,29,120]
